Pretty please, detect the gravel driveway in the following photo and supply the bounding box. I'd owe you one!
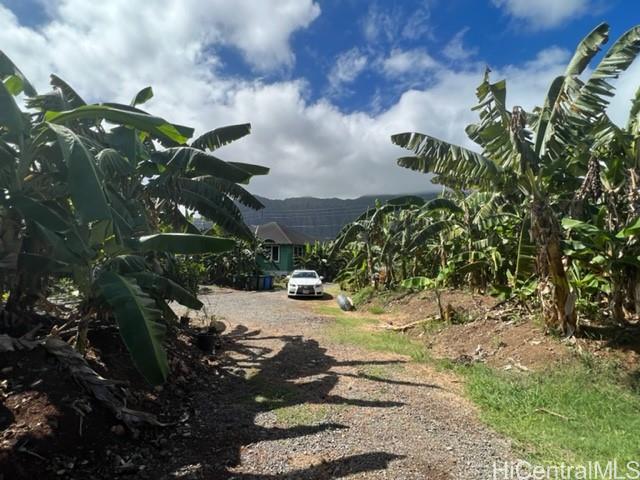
[181,286,513,479]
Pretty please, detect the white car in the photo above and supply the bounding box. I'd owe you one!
[287,270,324,298]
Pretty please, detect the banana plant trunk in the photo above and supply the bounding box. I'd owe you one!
[401,257,408,281]
[385,255,395,287]
[531,198,577,335]
[365,242,376,289]
[634,270,640,318]
[612,265,639,323]
[611,271,626,322]
[411,256,419,277]
[1,209,24,312]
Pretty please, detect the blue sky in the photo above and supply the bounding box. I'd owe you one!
[287,0,630,112]
[1,0,639,198]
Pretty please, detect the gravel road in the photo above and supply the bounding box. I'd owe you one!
[180,286,513,479]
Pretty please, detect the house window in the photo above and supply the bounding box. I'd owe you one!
[294,245,305,258]
[268,245,280,263]
[263,239,279,263]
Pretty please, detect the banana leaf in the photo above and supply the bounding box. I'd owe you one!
[96,271,168,385]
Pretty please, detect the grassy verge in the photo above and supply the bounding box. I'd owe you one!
[368,305,386,315]
[318,304,428,362]
[350,285,408,308]
[453,360,640,468]
[314,295,640,469]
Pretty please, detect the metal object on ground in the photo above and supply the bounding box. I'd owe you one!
[337,294,354,311]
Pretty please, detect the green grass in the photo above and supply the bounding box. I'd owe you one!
[450,360,640,469]
[315,304,351,317]
[273,404,329,426]
[322,309,428,362]
[368,305,386,315]
[351,286,376,306]
[350,286,408,308]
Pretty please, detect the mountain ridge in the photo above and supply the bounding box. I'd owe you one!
[238,192,438,240]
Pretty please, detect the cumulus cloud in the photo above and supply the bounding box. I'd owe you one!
[1,1,638,200]
[328,48,368,93]
[492,0,590,30]
[382,48,439,77]
[218,52,581,198]
[0,0,320,88]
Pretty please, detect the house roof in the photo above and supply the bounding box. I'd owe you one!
[253,222,314,245]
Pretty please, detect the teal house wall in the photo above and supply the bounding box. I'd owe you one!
[257,244,295,274]
[279,244,295,272]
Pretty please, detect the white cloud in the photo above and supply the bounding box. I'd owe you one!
[362,4,397,43]
[401,7,432,41]
[443,28,478,61]
[328,48,368,92]
[520,46,571,69]
[2,1,638,201]
[362,3,431,44]
[492,0,590,30]
[217,53,578,198]
[0,0,320,84]
[608,60,640,128]
[382,48,439,77]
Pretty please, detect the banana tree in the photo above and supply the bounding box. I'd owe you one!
[562,86,640,321]
[563,215,640,323]
[0,52,268,384]
[333,243,369,290]
[392,23,640,335]
[377,197,460,286]
[431,191,521,291]
[332,196,427,287]
[294,241,342,281]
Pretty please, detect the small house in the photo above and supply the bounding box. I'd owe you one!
[253,222,314,275]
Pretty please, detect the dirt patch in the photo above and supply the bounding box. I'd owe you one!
[360,289,500,325]
[356,289,569,370]
[427,318,570,370]
[428,318,639,372]
[359,287,640,372]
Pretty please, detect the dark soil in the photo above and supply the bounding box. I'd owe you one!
[0,322,229,479]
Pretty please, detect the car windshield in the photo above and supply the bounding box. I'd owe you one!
[292,272,317,279]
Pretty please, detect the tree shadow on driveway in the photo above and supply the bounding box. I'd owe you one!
[0,321,435,479]
[172,324,440,478]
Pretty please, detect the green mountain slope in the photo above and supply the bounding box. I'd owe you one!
[238,193,438,240]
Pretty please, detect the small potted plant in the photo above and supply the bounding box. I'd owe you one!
[195,316,226,353]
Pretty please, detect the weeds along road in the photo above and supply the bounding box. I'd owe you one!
[187,286,513,479]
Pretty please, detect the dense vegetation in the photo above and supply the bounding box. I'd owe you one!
[0,52,267,384]
[294,241,344,281]
[333,23,640,334]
